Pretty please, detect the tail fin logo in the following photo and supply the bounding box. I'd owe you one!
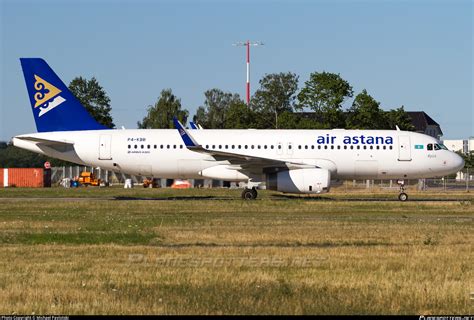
[33,74,66,117]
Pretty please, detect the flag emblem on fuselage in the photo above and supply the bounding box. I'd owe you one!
[415,144,424,149]
[33,74,66,117]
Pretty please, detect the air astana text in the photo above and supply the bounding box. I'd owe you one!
[316,134,393,145]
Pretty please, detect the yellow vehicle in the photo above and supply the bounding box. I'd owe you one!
[78,171,101,187]
[143,178,160,188]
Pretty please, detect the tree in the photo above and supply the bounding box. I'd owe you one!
[297,71,353,128]
[193,89,243,129]
[251,72,299,129]
[69,77,114,128]
[386,106,415,131]
[137,89,188,129]
[346,89,388,129]
[224,100,255,129]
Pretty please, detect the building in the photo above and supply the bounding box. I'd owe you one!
[443,139,468,154]
[406,111,443,140]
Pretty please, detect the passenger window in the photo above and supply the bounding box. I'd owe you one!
[225,145,228,149]
[270,145,274,149]
[278,145,282,149]
[376,146,379,150]
[344,145,347,150]
[141,145,144,149]
[167,145,170,149]
[311,145,314,149]
[363,146,366,150]
[251,145,254,149]
[350,146,354,150]
[356,146,360,150]
[257,145,261,149]
[154,145,157,149]
[180,145,183,149]
[318,145,321,150]
[219,145,222,149]
[264,145,267,149]
[160,145,163,149]
[324,145,328,150]
[212,145,215,149]
[134,145,137,149]
[232,145,235,149]
[383,146,386,150]
[205,145,209,149]
[389,146,393,150]
[305,145,308,149]
[173,145,176,149]
[337,145,341,150]
[245,145,248,149]
[238,145,241,149]
[128,145,131,149]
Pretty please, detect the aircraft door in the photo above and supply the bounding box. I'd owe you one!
[277,142,283,155]
[99,134,112,160]
[398,136,411,161]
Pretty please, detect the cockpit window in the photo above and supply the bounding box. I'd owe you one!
[434,143,448,151]
[427,144,433,151]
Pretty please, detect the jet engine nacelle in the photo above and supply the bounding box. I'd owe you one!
[266,168,331,194]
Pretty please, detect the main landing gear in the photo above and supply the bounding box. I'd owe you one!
[397,180,408,202]
[242,187,258,200]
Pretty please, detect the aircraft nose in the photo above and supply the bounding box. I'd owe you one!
[451,153,465,172]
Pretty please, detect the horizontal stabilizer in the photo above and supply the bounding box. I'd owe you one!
[15,136,74,146]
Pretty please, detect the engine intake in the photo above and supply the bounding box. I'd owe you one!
[266,168,331,194]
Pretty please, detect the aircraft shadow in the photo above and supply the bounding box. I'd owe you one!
[114,196,234,201]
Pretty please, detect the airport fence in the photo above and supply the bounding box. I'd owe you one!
[50,166,472,192]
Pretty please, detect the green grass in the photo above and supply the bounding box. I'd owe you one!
[0,187,472,314]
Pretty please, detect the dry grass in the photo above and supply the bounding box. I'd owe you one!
[0,188,472,314]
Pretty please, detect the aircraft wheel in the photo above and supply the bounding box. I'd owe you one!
[242,188,256,200]
[251,187,258,199]
[398,192,408,202]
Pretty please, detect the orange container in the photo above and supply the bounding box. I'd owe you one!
[1,168,44,188]
[0,169,3,187]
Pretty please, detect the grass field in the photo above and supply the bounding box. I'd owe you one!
[0,187,472,314]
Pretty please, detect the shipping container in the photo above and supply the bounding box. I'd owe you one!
[0,168,44,188]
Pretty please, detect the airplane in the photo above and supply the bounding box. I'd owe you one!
[13,58,464,201]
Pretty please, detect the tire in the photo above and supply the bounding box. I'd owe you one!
[398,192,408,202]
[242,189,256,200]
[251,188,258,199]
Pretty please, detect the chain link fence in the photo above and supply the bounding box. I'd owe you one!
[51,166,472,192]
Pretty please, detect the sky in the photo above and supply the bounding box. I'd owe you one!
[0,0,472,140]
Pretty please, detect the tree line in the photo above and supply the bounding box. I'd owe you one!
[138,71,415,131]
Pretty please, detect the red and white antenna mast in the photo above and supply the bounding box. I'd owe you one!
[233,40,264,105]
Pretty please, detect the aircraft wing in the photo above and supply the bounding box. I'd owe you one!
[173,118,316,174]
[14,136,75,146]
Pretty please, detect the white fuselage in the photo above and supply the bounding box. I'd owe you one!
[13,129,464,181]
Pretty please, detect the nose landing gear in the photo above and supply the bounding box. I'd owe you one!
[397,180,408,201]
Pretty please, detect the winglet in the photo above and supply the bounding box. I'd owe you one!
[189,121,198,129]
[173,117,200,147]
